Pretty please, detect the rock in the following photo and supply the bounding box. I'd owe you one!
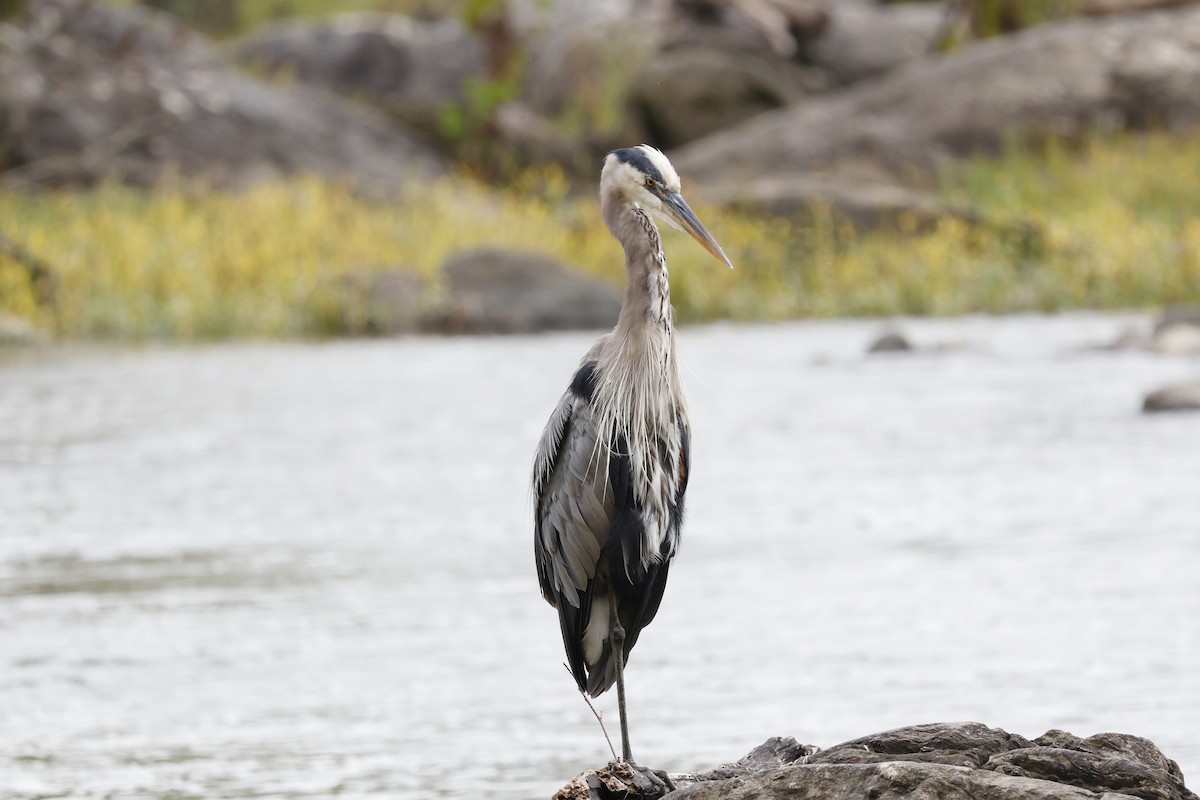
[868,330,915,353]
[523,15,661,122]
[1151,323,1200,355]
[0,0,444,191]
[626,1,837,150]
[1104,326,1155,351]
[0,312,47,346]
[1154,305,1200,334]
[232,13,484,140]
[699,173,995,231]
[421,249,621,335]
[553,761,676,800]
[630,46,816,150]
[670,760,1165,800]
[672,6,1200,188]
[669,0,831,58]
[491,101,594,174]
[806,0,949,86]
[805,721,1037,767]
[673,737,819,787]
[315,269,424,336]
[1143,381,1200,412]
[551,722,1197,800]
[989,742,1192,800]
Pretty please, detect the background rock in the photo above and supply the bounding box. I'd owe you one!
[867,330,915,353]
[806,0,949,86]
[1151,323,1200,356]
[629,46,814,150]
[1143,382,1200,412]
[673,6,1200,189]
[697,173,997,231]
[0,0,444,191]
[420,248,621,335]
[317,269,424,336]
[232,13,483,140]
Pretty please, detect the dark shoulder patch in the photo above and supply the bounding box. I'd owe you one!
[569,361,599,402]
[612,148,664,186]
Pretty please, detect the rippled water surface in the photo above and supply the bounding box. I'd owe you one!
[2,314,1199,799]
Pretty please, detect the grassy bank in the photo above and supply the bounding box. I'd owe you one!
[2,132,1199,340]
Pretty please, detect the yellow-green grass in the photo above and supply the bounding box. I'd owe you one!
[2,132,1200,340]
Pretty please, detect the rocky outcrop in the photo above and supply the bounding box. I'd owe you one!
[421,248,621,335]
[0,0,444,191]
[232,13,484,140]
[553,722,1197,800]
[629,46,816,151]
[805,0,948,86]
[628,0,947,151]
[673,6,1200,189]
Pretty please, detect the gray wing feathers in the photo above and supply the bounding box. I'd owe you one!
[534,393,614,610]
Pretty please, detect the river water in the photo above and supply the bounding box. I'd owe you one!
[2,313,1198,799]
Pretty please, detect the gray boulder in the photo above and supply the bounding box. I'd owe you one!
[232,13,484,140]
[673,6,1200,189]
[1143,381,1200,412]
[630,46,817,150]
[1151,324,1200,356]
[0,0,444,191]
[807,0,949,86]
[1154,305,1200,334]
[421,248,621,334]
[868,330,915,353]
[552,722,1197,800]
[620,1,813,151]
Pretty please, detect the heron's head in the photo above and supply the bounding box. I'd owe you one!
[601,145,734,269]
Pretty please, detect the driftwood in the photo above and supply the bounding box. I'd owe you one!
[551,722,1197,800]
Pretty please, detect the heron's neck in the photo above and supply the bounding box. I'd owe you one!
[608,206,674,342]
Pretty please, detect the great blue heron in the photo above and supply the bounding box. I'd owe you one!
[532,145,732,763]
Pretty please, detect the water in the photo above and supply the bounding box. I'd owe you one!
[2,314,1198,799]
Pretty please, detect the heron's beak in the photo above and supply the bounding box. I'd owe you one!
[662,192,734,270]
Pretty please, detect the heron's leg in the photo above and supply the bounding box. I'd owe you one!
[608,581,633,763]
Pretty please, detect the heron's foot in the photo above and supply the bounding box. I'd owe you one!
[579,760,673,799]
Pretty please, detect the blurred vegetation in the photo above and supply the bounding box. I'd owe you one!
[2,132,1199,340]
[0,0,27,21]
[961,0,1081,37]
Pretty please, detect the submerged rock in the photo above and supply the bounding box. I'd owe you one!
[551,722,1197,800]
[868,331,915,353]
[1143,382,1200,413]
